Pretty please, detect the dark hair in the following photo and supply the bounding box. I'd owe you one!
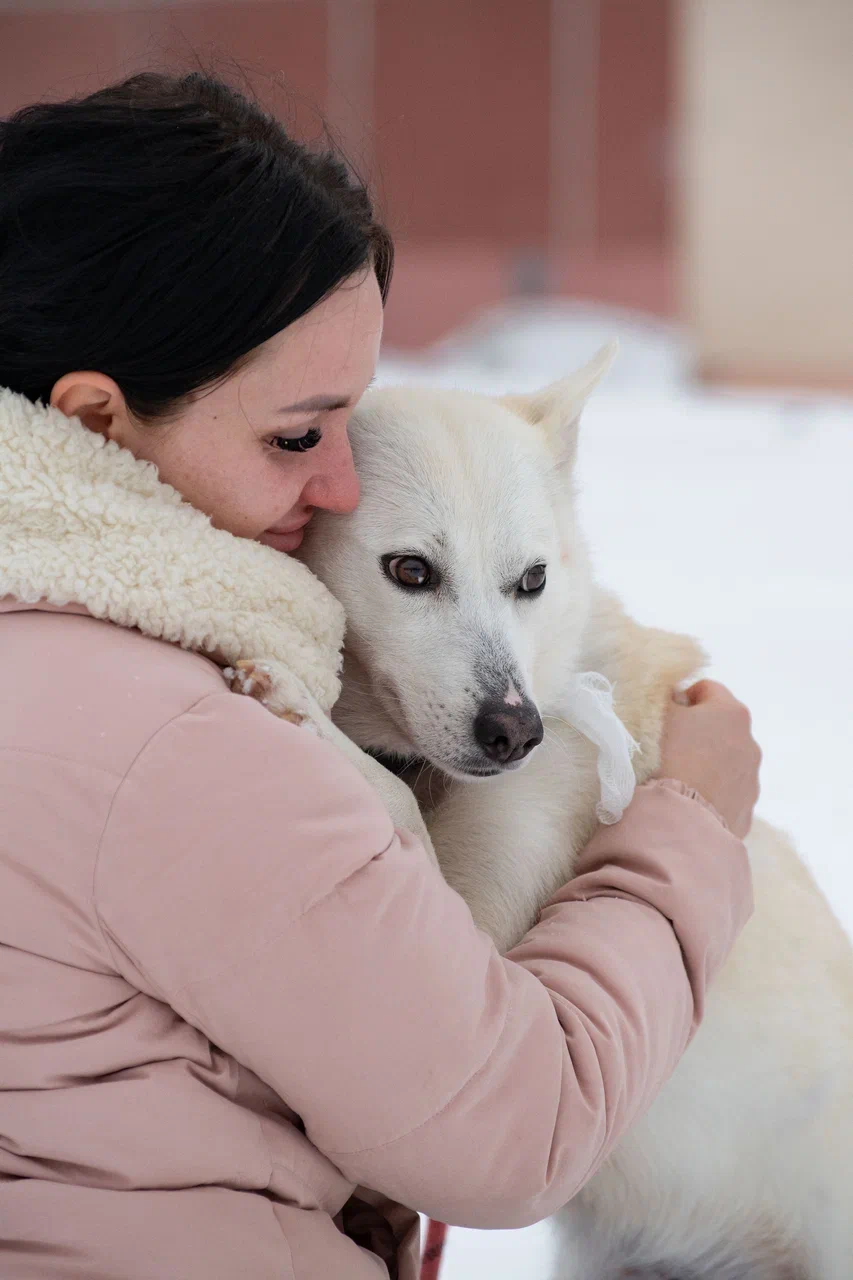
[0,71,393,419]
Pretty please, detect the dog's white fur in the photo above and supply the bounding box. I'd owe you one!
[299,350,853,1279]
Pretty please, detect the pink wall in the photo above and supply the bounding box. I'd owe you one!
[0,0,673,346]
[598,0,672,250]
[375,0,550,245]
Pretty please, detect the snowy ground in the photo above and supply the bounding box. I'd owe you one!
[378,302,853,1280]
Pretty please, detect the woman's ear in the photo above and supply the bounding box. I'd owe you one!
[50,372,132,443]
[501,340,618,472]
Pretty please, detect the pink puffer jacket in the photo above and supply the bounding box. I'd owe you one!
[0,598,751,1280]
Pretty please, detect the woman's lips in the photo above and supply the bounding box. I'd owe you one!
[260,521,310,554]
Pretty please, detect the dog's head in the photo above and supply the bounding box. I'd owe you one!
[299,344,616,780]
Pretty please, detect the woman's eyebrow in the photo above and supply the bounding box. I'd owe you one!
[276,394,352,413]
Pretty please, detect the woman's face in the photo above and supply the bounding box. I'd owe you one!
[51,271,383,552]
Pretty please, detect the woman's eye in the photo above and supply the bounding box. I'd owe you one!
[518,564,546,594]
[383,555,439,589]
[269,427,322,454]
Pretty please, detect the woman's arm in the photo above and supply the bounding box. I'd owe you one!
[94,691,751,1228]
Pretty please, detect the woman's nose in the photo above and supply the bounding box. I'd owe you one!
[302,431,360,515]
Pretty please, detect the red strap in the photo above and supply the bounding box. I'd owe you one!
[420,1219,448,1280]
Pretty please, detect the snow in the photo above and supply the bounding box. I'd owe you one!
[378,302,853,1280]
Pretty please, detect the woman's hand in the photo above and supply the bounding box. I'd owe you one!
[658,680,761,838]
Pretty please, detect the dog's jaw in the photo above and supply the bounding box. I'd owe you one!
[332,649,419,759]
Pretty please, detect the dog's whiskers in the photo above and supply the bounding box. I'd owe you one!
[337,677,376,695]
[542,726,576,765]
[542,713,581,733]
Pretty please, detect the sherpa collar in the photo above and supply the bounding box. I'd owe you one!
[0,387,345,719]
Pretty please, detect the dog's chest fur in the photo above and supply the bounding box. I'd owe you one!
[366,593,704,954]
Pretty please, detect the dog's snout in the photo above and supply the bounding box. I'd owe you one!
[474,699,544,765]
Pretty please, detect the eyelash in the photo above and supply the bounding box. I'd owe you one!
[268,427,322,454]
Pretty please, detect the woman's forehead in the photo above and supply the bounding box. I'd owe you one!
[247,275,383,401]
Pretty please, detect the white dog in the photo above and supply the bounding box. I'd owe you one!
[299,348,853,1279]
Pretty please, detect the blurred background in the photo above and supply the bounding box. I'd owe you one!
[2,4,851,1277]
[2,0,851,385]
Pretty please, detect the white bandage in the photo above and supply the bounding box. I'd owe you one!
[562,672,640,824]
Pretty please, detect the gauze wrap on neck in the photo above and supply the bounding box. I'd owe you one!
[562,672,640,824]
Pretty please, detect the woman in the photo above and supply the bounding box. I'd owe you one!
[0,73,757,1279]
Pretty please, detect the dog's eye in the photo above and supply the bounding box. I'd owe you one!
[383,554,439,590]
[518,564,546,594]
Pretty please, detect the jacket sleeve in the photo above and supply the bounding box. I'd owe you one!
[94,692,752,1229]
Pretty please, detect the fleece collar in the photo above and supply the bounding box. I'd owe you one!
[0,387,345,719]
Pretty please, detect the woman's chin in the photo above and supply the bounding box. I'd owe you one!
[259,528,305,554]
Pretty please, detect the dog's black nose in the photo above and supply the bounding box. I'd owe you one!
[474,699,544,765]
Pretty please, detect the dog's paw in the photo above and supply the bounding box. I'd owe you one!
[224,660,307,726]
[224,659,274,701]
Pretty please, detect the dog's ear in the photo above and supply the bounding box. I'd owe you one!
[501,341,618,470]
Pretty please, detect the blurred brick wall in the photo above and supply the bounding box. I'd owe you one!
[0,0,673,346]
